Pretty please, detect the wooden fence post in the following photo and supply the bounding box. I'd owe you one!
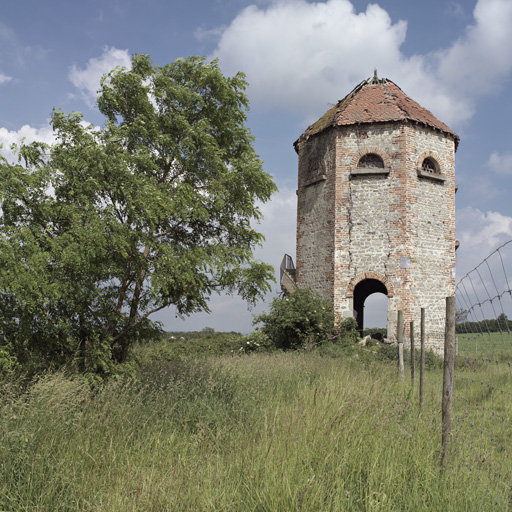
[420,308,425,409]
[410,321,415,385]
[442,296,456,467]
[397,310,404,378]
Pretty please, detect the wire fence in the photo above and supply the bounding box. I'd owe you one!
[453,240,512,509]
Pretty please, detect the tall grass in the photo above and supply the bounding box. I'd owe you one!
[0,350,507,511]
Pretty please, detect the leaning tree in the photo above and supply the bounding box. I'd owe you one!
[0,54,277,374]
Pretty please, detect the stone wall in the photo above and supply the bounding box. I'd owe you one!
[410,126,456,351]
[295,120,456,351]
[296,131,336,299]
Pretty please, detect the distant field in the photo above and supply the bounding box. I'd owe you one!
[456,331,512,357]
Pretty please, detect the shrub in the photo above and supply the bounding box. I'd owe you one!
[239,328,273,354]
[0,342,20,376]
[335,317,359,346]
[253,288,338,350]
[363,327,387,338]
[142,331,243,360]
[374,345,444,370]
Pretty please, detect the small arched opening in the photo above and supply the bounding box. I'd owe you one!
[421,157,440,174]
[357,153,384,169]
[353,279,388,334]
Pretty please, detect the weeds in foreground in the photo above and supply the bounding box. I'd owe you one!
[0,351,507,511]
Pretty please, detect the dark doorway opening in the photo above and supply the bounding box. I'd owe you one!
[353,279,388,333]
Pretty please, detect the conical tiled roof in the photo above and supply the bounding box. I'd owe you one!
[294,75,459,150]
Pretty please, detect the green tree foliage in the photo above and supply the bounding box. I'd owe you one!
[253,288,357,350]
[0,54,277,375]
[456,312,512,334]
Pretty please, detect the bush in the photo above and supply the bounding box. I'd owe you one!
[362,327,387,339]
[239,328,273,354]
[137,331,244,361]
[373,345,443,370]
[0,342,20,376]
[334,317,359,346]
[253,288,341,350]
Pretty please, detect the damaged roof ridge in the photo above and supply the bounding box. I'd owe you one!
[336,75,395,107]
[386,83,411,119]
[293,76,459,152]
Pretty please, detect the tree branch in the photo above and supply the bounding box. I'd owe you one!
[112,303,167,342]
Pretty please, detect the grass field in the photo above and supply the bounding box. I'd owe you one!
[456,331,512,357]
[452,331,512,508]
[1,340,511,511]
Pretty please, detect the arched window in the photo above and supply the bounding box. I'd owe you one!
[358,153,384,169]
[421,157,440,174]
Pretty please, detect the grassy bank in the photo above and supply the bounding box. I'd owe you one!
[0,347,508,511]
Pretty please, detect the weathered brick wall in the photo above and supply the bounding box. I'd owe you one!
[349,174,390,274]
[410,126,456,351]
[296,120,456,352]
[333,124,401,317]
[296,131,336,299]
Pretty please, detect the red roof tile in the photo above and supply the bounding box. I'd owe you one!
[295,77,459,150]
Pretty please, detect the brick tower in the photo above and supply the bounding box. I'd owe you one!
[293,74,459,351]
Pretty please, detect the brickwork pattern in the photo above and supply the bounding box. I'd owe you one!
[296,118,456,352]
[296,131,336,299]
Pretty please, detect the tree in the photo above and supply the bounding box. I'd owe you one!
[0,54,277,374]
[497,313,509,332]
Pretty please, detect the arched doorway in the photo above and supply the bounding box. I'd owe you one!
[353,279,388,333]
[363,292,388,332]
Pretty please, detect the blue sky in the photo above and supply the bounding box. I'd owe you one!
[2,0,512,332]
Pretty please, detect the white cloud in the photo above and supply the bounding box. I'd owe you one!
[210,0,512,128]
[253,186,297,266]
[0,119,99,163]
[455,207,512,319]
[0,123,55,163]
[456,206,512,278]
[487,151,512,175]
[436,0,512,100]
[0,73,11,84]
[212,0,407,119]
[69,46,131,106]
[457,206,512,251]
